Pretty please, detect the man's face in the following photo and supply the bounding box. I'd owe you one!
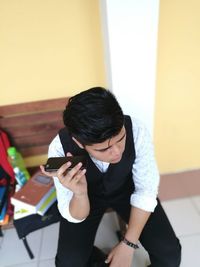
[84,126,126,164]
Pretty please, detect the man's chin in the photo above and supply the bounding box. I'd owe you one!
[110,156,122,164]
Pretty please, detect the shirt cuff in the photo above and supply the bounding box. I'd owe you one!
[130,194,158,212]
[58,201,86,223]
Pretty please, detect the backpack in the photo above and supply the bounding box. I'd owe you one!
[0,129,61,258]
[0,129,15,231]
[13,201,61,259]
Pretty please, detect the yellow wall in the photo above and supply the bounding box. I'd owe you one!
[0,0,106,105]
[0,0,106,167]
[2,0,199,173]
[154,0,200,173]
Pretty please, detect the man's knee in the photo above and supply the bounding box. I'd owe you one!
[162,239,182,267]
[149,238,182,267]
[55,248,90,267]
[169,240,182,267]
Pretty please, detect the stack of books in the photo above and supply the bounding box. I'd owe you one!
[11,171,56,220]
[0,186,9,225]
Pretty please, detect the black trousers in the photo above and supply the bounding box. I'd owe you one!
[55,198,181,267]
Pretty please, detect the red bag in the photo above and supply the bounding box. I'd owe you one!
[0,129,15,215]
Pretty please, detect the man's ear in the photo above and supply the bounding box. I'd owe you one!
[72,137,84,149]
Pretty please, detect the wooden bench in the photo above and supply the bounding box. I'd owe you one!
[0,98,68,229]
[0,98,68,166]
[0,97,126,235]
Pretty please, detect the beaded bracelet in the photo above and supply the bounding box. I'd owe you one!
[122,237,139,249]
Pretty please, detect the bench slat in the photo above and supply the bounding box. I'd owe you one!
[12,131,58,148]
[0,97,69,159]
[0,110,63,128]
[2,121,63,138]
[0,98,68,117]
[21,145,49,157]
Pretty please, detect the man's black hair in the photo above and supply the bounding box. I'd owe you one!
[63,87,124,145]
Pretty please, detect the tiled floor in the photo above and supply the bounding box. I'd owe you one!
[0,169,200,267]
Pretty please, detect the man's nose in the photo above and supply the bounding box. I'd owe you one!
[111,144,121,156]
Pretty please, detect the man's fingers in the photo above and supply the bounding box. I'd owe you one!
[105,252,113,264]
[73,169,86,183]
[66,162,83,178]
[57,162,72,179]
[57,162,84,184]
[40,165,55,177]
[66,152,73,157]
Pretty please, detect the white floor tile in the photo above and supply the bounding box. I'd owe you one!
[179,234,200,267]
[0,232,4,248]
[95,212,150,267]
[38,258,55,267]
[94,212,119,249]
[0,228,41,266]
[162,198,200,236]
[132,244,150,267]
[39,222,59,260]
[2,197,200,267]
[191,195,200,213]
[5,262,38,267]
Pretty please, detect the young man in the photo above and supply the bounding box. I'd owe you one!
[41,87,181,267]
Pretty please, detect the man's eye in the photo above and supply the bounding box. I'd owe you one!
[99,148,108,152]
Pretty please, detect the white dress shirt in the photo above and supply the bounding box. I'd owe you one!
[48,117,160,223]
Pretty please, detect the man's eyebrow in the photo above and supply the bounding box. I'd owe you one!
[94,132,126,152]
[116,132,126,143]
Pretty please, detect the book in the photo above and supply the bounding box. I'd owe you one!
[0,214,9,225]
[14,189,56,218]
[13,205,35,220]
[0,186,7,213]
[37,189,56,216]
[0,200,7,222]
[11,171,55,213]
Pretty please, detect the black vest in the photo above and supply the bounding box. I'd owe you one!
[59,115,136,209]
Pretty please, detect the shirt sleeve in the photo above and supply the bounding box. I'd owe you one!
[48,135,85,223]
[130,118,160,212]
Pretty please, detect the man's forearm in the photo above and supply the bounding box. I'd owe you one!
[69,193,90,220]
[125,206,151,244]
[105,206,151,266]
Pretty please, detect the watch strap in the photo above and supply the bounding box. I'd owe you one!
[122,237,139,249]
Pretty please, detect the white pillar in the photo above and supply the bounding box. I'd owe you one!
[100,0,160,135]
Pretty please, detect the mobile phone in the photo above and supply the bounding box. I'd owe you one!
[44,156,87,172]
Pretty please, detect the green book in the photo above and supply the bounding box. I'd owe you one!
[37,189,56,216]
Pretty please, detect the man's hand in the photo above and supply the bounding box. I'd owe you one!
[40,152,88,196]
[57,160,87,195]
[41,152,89,220]
[105,242,135,267]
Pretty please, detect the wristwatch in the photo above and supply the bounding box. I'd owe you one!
[122,237,139,249]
